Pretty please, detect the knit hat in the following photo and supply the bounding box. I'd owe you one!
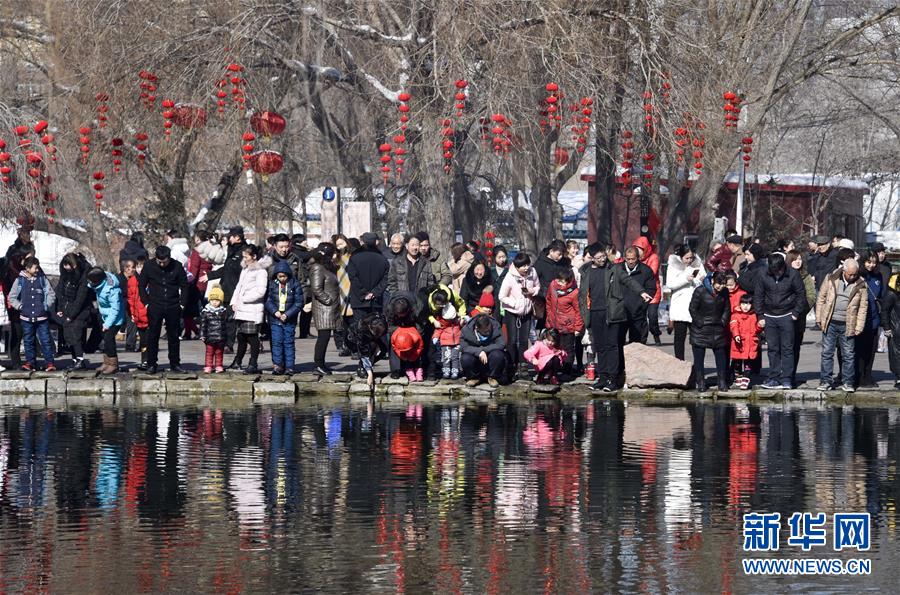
[478,292,495,309]
[391,327,423,361]
[837,238,855,250]
[208,286,224,302]
[441,303,457,320]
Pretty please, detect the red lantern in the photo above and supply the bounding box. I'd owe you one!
[241,131,256,170]
[398,92,411,102]
[249,110,286,141]
[554,147,569,166]
[250,150,284,182]
[455,80,468,89]
[545,82,558,93]
[78,126,92,164]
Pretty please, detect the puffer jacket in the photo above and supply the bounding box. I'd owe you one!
[815,270,868,337]
[265,260,304,324]
[730,310,759,360]
[632,236,661,303]
[433,317,461,346]
[188,241,223,294]
[664,253,705,323]
[534,252,572,297]
[577,262,647,326]
[460,315,506,356]
[89,272,125,328]
[9,272,55,322]
[688,274,730,349]
[426,284,465,326]
[546,278,583,334]
[56,260,92,323]
[753,268,805,319]
[126,274,149,328]
[199,304,228,344]
[498,264,540,315]
[524,341,567,372]
[705,244,736,273]
[167,237,191,265]
[882,274,900,376]
[230,256,271,324]
[206,240,246,302]
[309,261,342,331]
[139,257,188,310]
[424,248,452,287]
[447,251,475,294]
[862,269,883,330]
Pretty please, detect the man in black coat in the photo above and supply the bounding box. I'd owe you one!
[753,253,806,389]
[140,245,189,373]
[533,239,571,297]
[386,234,436,313]
[290,233,313,338]
[810,235,838,290]
[347,232,390,322]
[618,247,657,344]
[460,314,507,387]
[203,226,246,349]
[872,242,893,286]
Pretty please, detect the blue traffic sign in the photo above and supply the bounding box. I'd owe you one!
[322,187,336,201]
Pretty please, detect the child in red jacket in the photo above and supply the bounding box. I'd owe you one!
[126,258,151,371]
[546,269,583,374]
[433,303,462,379]
[729,294,758,389]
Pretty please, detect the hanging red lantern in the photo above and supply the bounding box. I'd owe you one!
[250,150,284,182]
[554,147,569,167]
[79,126,91,164]
[134,132,149,165]
[138,70,158,109]
[224,63,246,110]
[241,131,256,169]
[161,99,176,139]
[95,92,110,128]
[249,110,286,141]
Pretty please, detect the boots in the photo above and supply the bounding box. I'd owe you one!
[717,373,729,392]
[99,355,118,375]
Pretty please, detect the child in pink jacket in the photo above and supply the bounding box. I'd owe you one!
[524,329,567,384]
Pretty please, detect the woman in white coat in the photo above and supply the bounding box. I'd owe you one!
[229,244,271,373]
[664,244,705,360]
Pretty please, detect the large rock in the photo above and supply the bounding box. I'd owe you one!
[624,343,692,388]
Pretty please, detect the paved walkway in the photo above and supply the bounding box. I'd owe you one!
[37,325,897,390]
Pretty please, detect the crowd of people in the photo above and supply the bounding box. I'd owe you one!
[0,223,898,393]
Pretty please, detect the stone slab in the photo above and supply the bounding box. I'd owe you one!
[0,371,32,380]
[624,342,693,388]
[67,378,116,399]
[253,382,297,404]
[46,378,67,395]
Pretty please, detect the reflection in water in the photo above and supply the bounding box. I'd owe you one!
[0,401,897,592]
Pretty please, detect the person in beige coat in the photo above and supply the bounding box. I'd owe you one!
[229,244,271,374]
[815,259,868,392]
[447,243,476,294]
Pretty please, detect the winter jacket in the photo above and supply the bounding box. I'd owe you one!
[267,250,302,282]
[346,313,388,369]
[8,272,55,322]
[56,260,92,323]
[534,253,572,297]
[199,304,228,344]
[815,270,868,337]
[206,240,246,302]
[704,244,737,273]
[737,259,766,295]
[730,310,759,360]
[423,248,452,286]
[347,245,390,310]
[524,341,567,371]
[119,239,148,264]
[139,257,189,310]
[433,317,461,346]
[862,270,883,330]
[688,274,730,349]
[309,261,342,331]
[664,254,705,323]
[577,262,646,326]
[753,268,806,319]
[387,254,436,303]
[881,275,900,376]
[447,251,475,294]
[187,243,219,294]
[460,315,506,357]
[620,261,657,317]
[290,246,313,291]
[166,237,191,265]
[729,286,747,314]
[426,284,466,326]
[230,256,271,324]
[799,269,816,313]
[498,265,540,316]
[632,236,661,303]
[811,248,839,290]
[89,272,125,328]
[491,265,509,319]
[265,261,304,324]
[546,278,584,334]
[126,274,149,328]
[878,260,893,289]
[459,266,495,313]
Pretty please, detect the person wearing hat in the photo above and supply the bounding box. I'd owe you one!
[469,292,495,318]
[139,245,189,373]
[265,260,304,375]
[809,234,838,290]
[347,231,390,323]
[705,234,745,273]
[390,325,424,382]
[199,286,228,373]
[201,225,247,350]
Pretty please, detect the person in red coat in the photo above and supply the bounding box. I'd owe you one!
[705,235,745,273]
[546,268,584,374]
[729,294,759,389]
[632,236,662,345]
[126,260,151,370]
